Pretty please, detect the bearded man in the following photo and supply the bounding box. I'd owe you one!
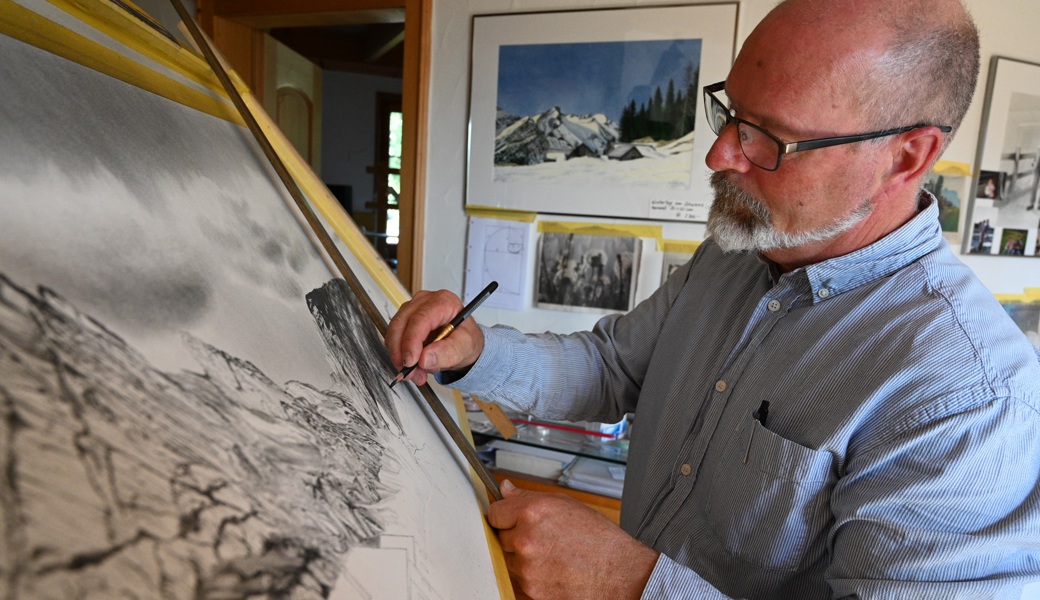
[385,0,1040,597]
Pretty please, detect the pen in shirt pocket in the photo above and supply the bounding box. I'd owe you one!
[753,400,770,427]
[744,401,771,464]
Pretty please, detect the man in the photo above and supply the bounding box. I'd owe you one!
[386,0,1040,597]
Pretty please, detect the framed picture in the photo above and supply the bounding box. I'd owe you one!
[924,160,972,245]
[963,56,1040,257]
[466,4,739,223]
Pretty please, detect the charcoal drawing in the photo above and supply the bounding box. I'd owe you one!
[0,9,498,598]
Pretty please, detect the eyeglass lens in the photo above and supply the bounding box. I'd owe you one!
[705,91,729,136]
[704,90,779,170]
[736,124,779,170]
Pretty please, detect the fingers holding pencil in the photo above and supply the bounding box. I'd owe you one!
[385,283,497,387]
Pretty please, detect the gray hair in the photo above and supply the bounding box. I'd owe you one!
[857,2,980,152]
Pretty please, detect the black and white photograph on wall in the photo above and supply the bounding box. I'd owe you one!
[536,232,640,312]
[965,56,1040,256]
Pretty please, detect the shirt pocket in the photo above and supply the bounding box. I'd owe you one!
[704,418,836,572]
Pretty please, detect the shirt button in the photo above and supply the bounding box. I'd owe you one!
[767,299,781,312]
[680,463,692,476]
[715,380,727,392]
[818,288,831,298]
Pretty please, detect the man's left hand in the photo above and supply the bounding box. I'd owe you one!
[488,480,659,600]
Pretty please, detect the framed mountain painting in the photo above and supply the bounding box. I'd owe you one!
[466,4,738,222]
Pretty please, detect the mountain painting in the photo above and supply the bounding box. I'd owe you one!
[493,39,702,189]
[467,5,737,222]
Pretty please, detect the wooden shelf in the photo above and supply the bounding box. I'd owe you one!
[490,468,621,525]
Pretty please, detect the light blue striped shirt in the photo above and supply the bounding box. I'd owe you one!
[450,199,1040,599]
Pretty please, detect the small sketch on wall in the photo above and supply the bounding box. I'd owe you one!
[465,215,533,311]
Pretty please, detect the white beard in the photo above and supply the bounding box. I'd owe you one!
[707,173,873,252]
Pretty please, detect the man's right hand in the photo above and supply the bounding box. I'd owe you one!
[384,289,486,386]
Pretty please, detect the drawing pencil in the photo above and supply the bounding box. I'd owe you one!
[389,281,498,387]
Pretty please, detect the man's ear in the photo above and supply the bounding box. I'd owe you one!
[883,125,946,190]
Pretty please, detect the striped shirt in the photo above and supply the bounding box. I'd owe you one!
[449,199,1040,599]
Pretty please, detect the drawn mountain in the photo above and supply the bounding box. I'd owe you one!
[307,278,402,433]
[495,106,620,166]
[0,273,398,599]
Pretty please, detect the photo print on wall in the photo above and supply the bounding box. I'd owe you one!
[536,231,641,313]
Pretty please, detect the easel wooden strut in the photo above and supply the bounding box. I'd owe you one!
[167,0,503,502]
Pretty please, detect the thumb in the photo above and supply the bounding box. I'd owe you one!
[487,480,525,529]
[421,320,484,371]
[499,479,536,500]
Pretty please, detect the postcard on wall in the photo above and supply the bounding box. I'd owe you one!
[466,4,738,223]
[924,160,971,245]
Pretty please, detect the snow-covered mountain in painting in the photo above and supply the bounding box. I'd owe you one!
[493,106,697,190]
[495,107,620,166]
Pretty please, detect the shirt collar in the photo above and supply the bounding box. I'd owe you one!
[773,192,945,304]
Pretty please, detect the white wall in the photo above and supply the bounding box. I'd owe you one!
[423,0,1040,334]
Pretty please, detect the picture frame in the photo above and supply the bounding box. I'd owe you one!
[924,160,972,245]
[465,3,739,223]
[963,56,1040,257]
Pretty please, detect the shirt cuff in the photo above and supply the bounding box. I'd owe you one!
[434,324,513,394]
[641,554,732,600]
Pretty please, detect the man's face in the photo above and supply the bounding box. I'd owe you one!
[703,6,892,264]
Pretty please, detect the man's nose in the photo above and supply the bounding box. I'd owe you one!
[705,123,753,174]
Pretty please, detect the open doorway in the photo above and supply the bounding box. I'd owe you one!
[266,23,402,273]
[373,92,403,268]
[196,0,428,292]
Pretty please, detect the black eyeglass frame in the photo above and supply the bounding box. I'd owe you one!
[702,81,952,171]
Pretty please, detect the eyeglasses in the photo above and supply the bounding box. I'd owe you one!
[702,81,952,171]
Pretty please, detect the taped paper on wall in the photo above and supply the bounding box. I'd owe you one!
[465,215,533,311]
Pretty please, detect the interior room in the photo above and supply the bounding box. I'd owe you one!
[1,0,1038,598]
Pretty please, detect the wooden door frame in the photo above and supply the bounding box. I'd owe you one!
[196,0,429,292]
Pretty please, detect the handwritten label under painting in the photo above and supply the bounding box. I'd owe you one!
[647,197,709,222]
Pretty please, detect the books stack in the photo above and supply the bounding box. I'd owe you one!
[487,440,576,479]
[558,457,625,499]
